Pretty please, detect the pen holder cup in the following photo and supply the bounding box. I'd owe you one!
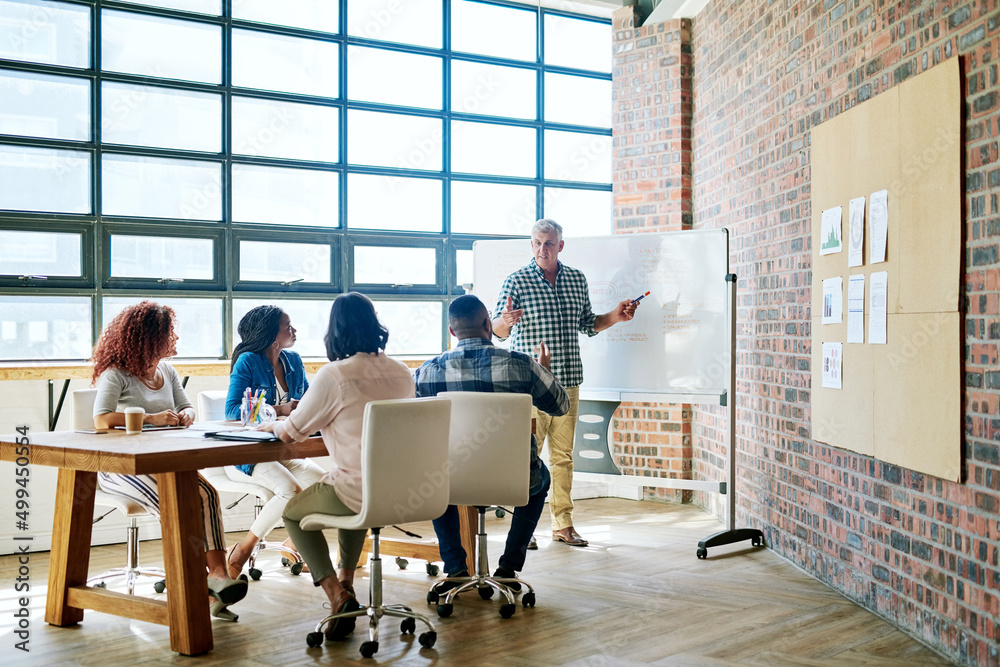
[240,398,276,427]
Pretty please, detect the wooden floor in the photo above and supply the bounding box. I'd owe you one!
[0,498,952,666]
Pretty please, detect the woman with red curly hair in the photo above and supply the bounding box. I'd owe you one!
[92,301,248,620]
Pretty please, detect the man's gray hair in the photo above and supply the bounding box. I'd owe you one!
[532,218,563,240]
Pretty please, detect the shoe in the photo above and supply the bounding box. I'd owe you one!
[552,527,589,547]
[324,587,361,642]
[210,600,238,622]
[493,566,521,592]
[432,570,469,595]
[527,535,538,550]
[207,577,248,605]
[225,543,244,580]
[341,580,355,597]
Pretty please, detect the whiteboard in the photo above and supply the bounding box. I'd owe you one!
[473,230,731,397]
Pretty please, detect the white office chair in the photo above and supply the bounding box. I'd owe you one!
[299,397,451,658]
[196,390,304,579]
[426,391,535,619]
[73,389,167,595]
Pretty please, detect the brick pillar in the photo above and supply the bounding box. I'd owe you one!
[611,8,694,502]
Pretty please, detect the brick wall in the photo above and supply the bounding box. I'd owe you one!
[612,2,1000,665]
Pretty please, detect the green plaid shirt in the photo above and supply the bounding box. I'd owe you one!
[493,259,598,387]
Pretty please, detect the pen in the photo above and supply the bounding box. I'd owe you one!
[631,291,650,304]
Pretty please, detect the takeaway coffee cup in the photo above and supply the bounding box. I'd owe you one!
[124,407,145,434]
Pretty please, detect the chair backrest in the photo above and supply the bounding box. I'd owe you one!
[351,397,452,529]
[197,390,228,422]
[72,388,99,431]
[438,391,533,508]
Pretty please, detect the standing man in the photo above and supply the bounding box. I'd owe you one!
[492,219,638,547]
[414,294,569,584]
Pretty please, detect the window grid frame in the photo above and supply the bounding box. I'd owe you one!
[0,0,612,361]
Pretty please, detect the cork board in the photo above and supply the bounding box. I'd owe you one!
[810,58,961,481]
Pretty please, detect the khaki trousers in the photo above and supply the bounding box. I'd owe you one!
[532,386,579,531]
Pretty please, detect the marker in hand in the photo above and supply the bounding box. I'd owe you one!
[631,291,650,305]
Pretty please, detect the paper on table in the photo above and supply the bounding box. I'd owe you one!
[869,271,888,344]
[822,342,843,389]
[848,196,865,267]
[870,189,888,263]
[847,274,865,343]
[822,276,843,324]
[820,206,843,256]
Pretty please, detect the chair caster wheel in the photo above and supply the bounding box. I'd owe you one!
[289,562,304,576]
[522,592,536,607]
[426,563,439,576]
[360,640,379,658]
[752,536,763,547]
[93,581,107,589]
[281,557,290,567]
[478,585,494,600]
[696,547,707,559]
[400,617,416,634]
[436,603,453,618]
[495,508,506,518]
[499,603,516,619]
[427,590,439,604]
[306,632,323,647]
[154,580,166,594]
[418,631,436,649]
[249,568,262,581]
[395,556,408,569]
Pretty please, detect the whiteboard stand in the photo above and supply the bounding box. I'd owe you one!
[694,273,764,558]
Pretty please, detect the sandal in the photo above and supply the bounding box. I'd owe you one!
[225,543,244,580]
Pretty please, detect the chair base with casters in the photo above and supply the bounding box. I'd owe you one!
[89,490,166,595]
[427,506,536,619]
[304,526,437,657]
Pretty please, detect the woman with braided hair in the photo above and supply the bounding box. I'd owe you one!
[222,305,325,577]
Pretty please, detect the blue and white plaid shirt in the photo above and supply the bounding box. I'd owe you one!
[493,259,598,388]
[413,337,569,491]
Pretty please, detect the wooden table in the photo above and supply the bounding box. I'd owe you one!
[0,426,328,656]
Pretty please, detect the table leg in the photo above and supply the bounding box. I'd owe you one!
[45,469,97,626]
[458,506,477,575]
[158,471,212,656]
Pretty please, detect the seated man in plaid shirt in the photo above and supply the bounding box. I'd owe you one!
[414,294,569,585]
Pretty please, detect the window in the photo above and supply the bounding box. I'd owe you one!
[0,0,612,360]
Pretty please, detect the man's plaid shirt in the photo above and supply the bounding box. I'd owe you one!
[493,259,598,388]
[413,337,569,491]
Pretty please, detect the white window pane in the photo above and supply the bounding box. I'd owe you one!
[544,14,611,72]
[0,230,81,277]
[452,0,534,62]
[102,155,221,220]
[0,0,90,68]
[234,0,339,33]
[233,299,330,358]
[354,246,436,285]
[451,180,535,235]
[373,300,442,355]
[102,82,220,152]
[232,164,338,227]
[544,130,611,184]
[0,145,90,214]
[347,46,441,110]
[232,97,338,162]
[102,10,221,84]
[110,235,214,280]
[545,73,611,128]
[0,296,92,360]
[239,241,331,283]
[348,110,441,171]
[451,60,535,120]
[543,188,611,237]
[452,120,535,178]
[347,174,440,232]
[348,0,440,48]
[120,0,220,14]
[456,249,473,287]
[232,29,338,97]
[104,297,223,357]
[0,69,89,141]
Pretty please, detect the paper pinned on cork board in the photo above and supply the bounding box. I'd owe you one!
[869,271,888,344]
[822,276,843,324]
[820,206,843,256]
[869,189,888,263]
[848,196,865,267]
[847,274,865,343]
[822,342,843,389]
